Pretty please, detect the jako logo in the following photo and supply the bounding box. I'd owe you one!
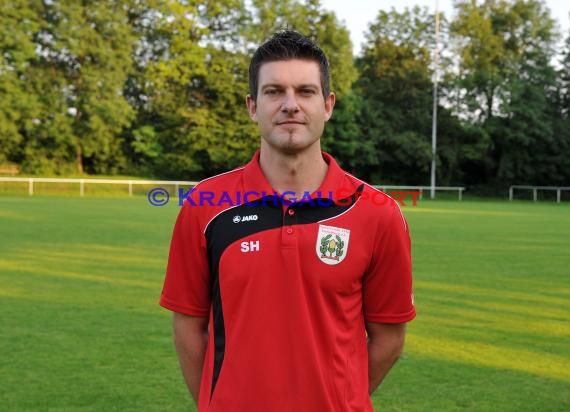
[233,214,258,223]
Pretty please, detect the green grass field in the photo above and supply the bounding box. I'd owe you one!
[1,195,569,411]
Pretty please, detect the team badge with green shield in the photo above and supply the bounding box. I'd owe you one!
[316,225,350,265]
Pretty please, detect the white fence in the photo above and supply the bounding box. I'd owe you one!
[0,177,198,196]
[509,185,570,203]
[373,185,465,201]
[0,177,465,200]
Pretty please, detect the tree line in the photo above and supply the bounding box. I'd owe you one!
[1,0,568,192]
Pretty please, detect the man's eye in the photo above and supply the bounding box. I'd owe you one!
[300,89,315,95]
[265,89,279,95]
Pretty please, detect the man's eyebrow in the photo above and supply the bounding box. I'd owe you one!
[261,83,284,90]
[296,84,319,90]
[261,83,320,90]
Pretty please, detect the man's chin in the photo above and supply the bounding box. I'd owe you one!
[263,134,320,154]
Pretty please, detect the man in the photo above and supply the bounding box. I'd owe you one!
[160,29,415,411]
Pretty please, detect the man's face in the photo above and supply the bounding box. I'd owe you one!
[246,59,335,154]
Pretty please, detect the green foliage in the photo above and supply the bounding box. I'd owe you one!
[354,8,435,183]
[0,0,568,189]
[323,91,371,174]
[0,1,43,165]
[1,0,136,175]
[549,31,570,183]
[450,0,563,188]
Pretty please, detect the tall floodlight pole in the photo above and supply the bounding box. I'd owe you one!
[430,0,440,199]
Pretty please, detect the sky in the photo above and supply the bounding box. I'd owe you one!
[320,0,570,56]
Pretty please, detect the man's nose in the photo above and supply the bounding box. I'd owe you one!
[281,91,299,113]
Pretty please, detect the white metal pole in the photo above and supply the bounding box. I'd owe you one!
[430,0,440,200]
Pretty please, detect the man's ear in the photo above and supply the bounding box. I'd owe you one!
[246,95,257,121]
[324,92,336,122]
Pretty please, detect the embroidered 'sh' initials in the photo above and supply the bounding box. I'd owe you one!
[241,240,260,252]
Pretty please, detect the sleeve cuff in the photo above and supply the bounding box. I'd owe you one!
[159,296,210,317]
[365,307,416,324]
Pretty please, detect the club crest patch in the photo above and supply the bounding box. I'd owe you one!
[316,225,350,265]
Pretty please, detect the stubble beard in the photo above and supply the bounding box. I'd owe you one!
[263,129,320,155]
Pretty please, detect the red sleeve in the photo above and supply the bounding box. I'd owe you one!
[363,203,416,323]
[159,202,211,317]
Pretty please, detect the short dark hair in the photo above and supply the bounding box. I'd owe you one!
[248,29,331,101]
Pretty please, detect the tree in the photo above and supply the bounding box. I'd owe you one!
[125,0,258,179]
[1,0,136,175]
[451,0,560,187]
[549,29,570,184]
[0,1,45,167]
[354,7,438,184]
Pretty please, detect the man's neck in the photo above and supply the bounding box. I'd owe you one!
[259,144,328,200]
